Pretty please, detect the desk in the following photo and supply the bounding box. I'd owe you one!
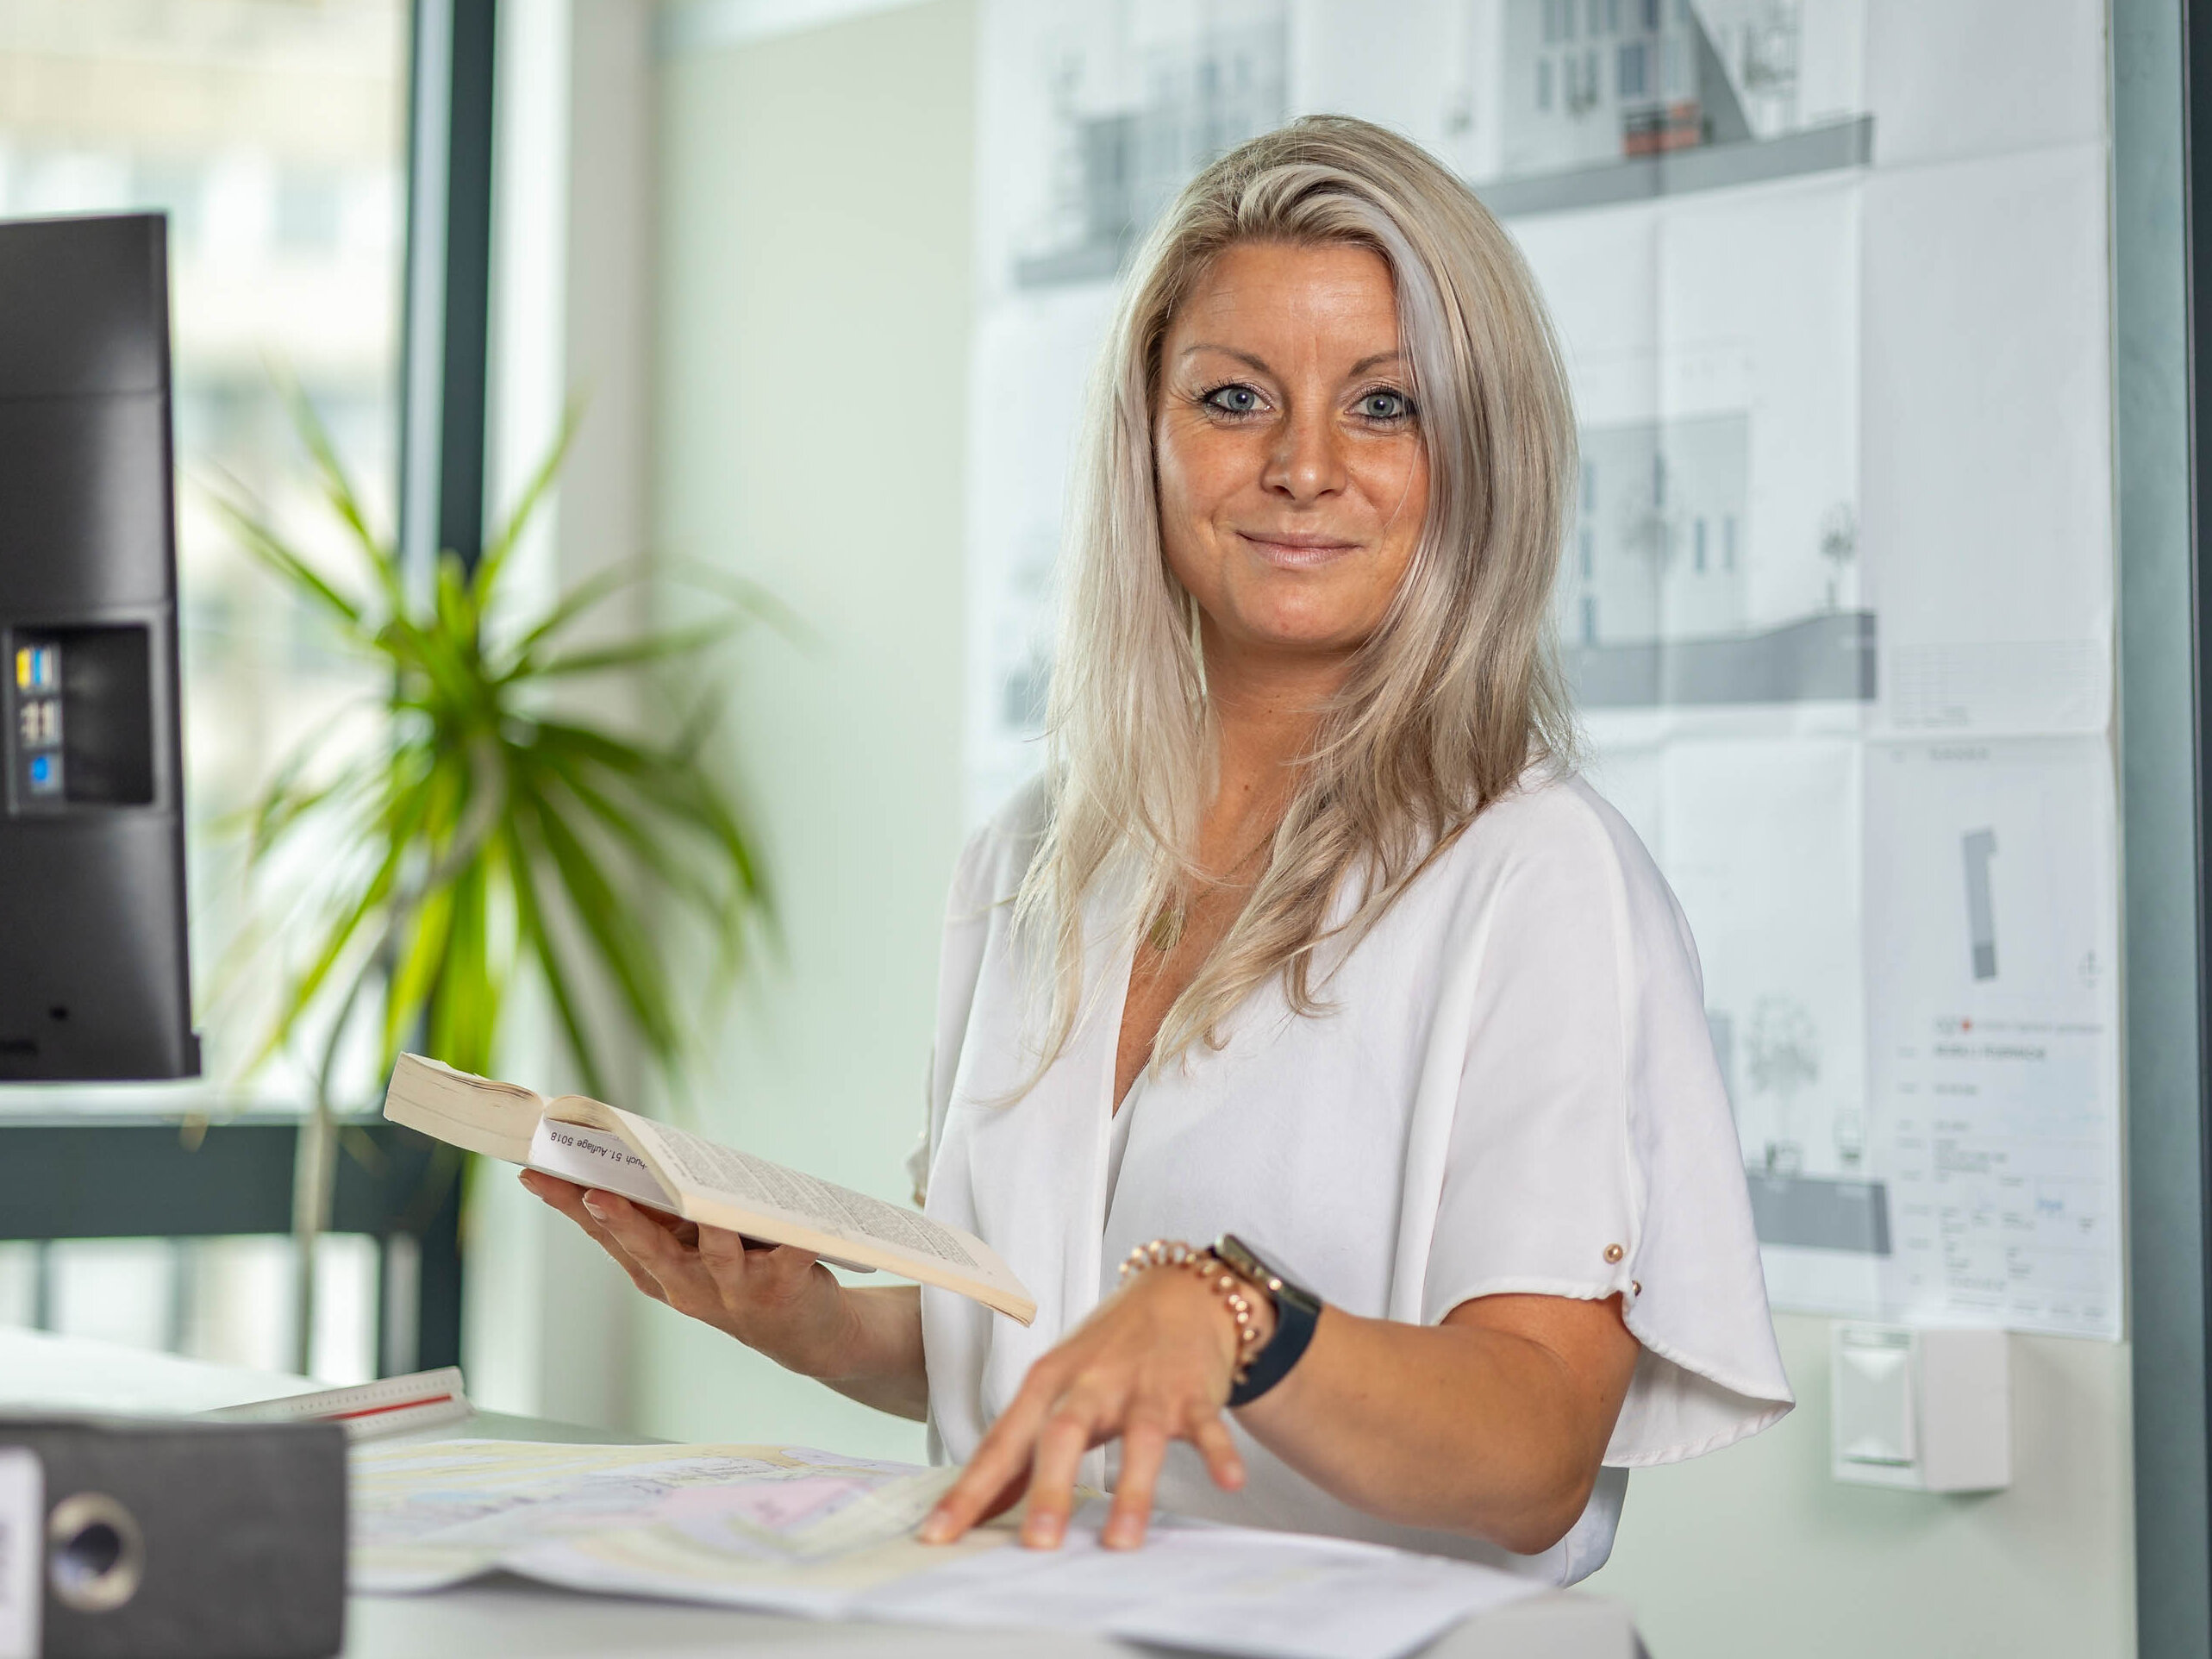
[0,1328,1642,1658]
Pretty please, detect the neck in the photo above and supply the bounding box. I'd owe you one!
[1196,622,1352,855]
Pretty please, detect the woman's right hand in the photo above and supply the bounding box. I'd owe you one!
[519,1170,858,1380]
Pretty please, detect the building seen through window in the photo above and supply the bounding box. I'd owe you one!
[0,0,410,1382]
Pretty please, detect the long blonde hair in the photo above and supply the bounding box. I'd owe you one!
[1014,115,1578,1074]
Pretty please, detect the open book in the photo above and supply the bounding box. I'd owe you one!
[382,1054,1034,1324]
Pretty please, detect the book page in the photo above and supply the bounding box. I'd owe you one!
[527,1118,676,1213]
[381,1056,1034,1321]
[634,1117,978,1269]
[616,1112,1034,1321]
[530,1117,878,1276]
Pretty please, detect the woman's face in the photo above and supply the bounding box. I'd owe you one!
[1154,240,1428,673]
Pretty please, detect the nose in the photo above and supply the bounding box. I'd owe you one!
[1263,404,1347,504]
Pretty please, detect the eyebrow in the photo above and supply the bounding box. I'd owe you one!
[1178,345,1407,379]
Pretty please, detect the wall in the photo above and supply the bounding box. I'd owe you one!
[643,0,975,1460]
[643,3,2145,1650]
[1586,1317,2136,1656]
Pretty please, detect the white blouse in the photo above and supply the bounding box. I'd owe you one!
[916,769,1792,1586]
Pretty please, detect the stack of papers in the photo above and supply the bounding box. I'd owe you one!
[352,1439,1543,1659]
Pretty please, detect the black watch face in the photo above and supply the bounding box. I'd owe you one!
[1215,1233,1269,1284]
[1217,1234,1302,1302]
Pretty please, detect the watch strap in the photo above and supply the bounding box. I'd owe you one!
[1215,1234,1322,1408]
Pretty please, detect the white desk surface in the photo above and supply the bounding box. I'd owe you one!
[0,1327,1642,1659]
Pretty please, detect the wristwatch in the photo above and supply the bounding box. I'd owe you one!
[1212,1234,1322,1407]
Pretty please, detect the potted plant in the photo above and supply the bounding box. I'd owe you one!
[215,386,773,1367]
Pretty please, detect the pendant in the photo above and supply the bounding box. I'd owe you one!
[1147,906,1184,953]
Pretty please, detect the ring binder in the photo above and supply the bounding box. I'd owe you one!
[0,1417,344,1659]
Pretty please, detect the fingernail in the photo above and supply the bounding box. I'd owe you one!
[581,1195,609,1220]
[1022,1513,1063,1548]
[1104,1520,1139,1549]
[917,1512,950,1544]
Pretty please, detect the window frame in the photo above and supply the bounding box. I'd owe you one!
[2120,0,2212,1646]
[0,0,500,1381]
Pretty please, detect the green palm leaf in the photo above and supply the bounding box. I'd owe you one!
[227,385,772,1118]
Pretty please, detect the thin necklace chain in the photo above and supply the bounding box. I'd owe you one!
[1147,821,1278,954]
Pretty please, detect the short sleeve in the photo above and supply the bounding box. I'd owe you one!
[922,780,1050,1180]
[1421,786,1793,1468]
[927,818,1004,1158]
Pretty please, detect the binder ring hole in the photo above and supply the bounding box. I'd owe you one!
[48,1492,144,1613]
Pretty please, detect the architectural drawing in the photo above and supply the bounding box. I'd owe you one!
[1962,829,1998,980]
[1009,1,1288,290]
[1558,412,1873,707]
[965,2,2127,1346]
[1483,0,1872,216]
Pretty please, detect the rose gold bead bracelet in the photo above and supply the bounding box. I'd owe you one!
[1117,1237,1263,1380]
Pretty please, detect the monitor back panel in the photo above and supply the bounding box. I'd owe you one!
[0,212,197,1080]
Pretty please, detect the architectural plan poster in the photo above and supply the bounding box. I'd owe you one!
[1859,739,2121,1338]
[968,0,2121,1337]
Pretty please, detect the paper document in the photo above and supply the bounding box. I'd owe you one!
[352,1440,964,1602]
[352,1439,1540,1659]
[863,1501,1543,1659]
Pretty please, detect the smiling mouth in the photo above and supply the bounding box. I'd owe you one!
[1238,531,1360,569]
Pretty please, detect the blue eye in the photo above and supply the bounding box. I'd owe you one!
[1203,384,1263,416]
[1359,390,1412,421]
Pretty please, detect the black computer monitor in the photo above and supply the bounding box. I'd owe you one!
[0,212,197,1081]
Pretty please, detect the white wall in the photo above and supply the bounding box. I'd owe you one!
[1586,1316,2136,1656]
[642,4,2141,1650]
[643,0,976,1460]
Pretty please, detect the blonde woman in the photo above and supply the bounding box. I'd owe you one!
[525,115,1790,1586]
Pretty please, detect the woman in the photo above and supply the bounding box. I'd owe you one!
[523,115,1791,1587]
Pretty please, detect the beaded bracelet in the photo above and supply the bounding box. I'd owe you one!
[1117,1237,1264,1380]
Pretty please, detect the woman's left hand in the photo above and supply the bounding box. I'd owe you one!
[918,1260,1274,1551]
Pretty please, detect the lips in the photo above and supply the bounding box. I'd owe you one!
[1237,531,1360,569]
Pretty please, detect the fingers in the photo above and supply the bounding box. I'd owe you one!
[579,1191,715,1305]
[1019,1393,1100,1549]
[921,1262,1254,1552]
[1189,1410,1246,1493]
[920,1380,1057,1545]
[519,1172,666,1303]
[697,1226,815,1287]
[1103,1418,1168,1549]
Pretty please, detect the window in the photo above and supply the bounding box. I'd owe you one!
[0,0,420,1382]
[1620,40,1649,97]
[1538,57,1553,111]
[0,3,408,1104]
[1695,517,1708,572]
[1542,0,1559,46]
[1724,515,1738,570]
[1641,0,1660,30]
[1580,528,1596,580]
[1581,596,1599,644]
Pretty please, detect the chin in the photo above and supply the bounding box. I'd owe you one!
[1228,611,1370,656]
